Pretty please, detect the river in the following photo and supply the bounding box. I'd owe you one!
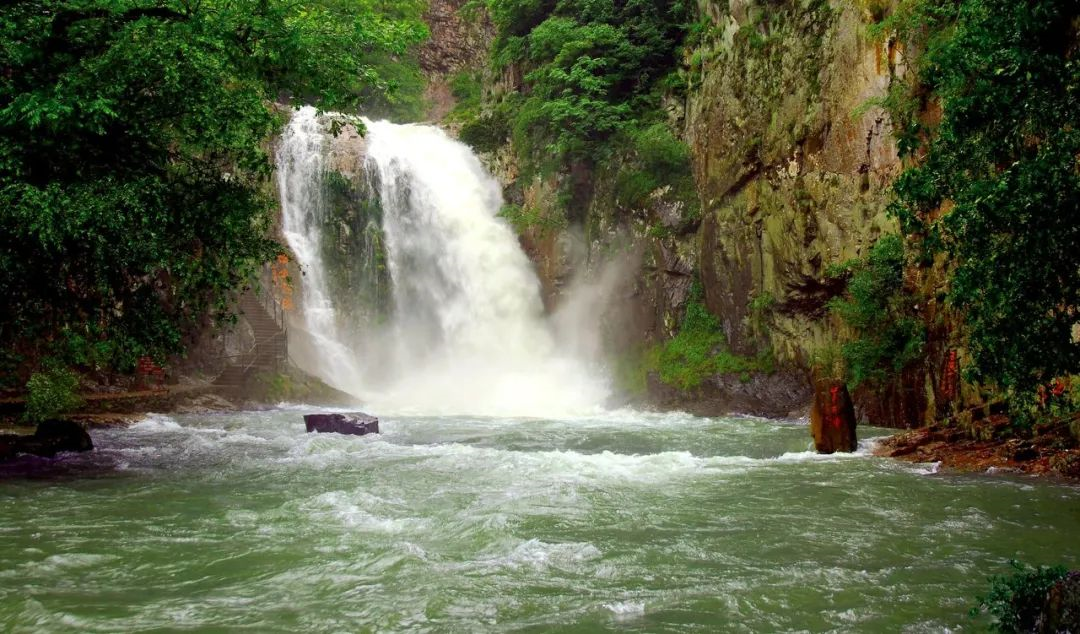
[2,408,1078,632]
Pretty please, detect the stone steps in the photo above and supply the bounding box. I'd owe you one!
[214,292,288,390]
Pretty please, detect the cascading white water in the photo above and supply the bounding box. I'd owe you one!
[362,120,609,416]
[275,106,365,392]
[277,108,609,416]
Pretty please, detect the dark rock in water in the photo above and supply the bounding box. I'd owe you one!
[304,412,379,436]
[35,419,94,454]
[1039,571,1080,634]
[0,419,93,461]
[810,379,858,454]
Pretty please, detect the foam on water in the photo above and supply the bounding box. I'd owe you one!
[275,109,611,417]
[604,600,646,620]
[3,409,1079,632]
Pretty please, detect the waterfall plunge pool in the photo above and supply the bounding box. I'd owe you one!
[2,408,1078,632]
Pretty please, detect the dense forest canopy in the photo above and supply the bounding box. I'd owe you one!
[0,0,427,386]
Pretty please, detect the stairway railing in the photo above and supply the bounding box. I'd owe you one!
[215,288,290,384]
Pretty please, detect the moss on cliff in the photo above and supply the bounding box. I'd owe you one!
[319,170,392,323]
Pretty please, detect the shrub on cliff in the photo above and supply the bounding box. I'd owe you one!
[646,284,774,390]
[828,234,925,388]
[24,363,83,424]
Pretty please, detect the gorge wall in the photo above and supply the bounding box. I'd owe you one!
[412,0,965,425]
[283,0,965,425]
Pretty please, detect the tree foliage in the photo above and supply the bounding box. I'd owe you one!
[828,235,925,387]
[24,362,84,422]
[887,0,1080,404]
[0,0,425,376]
[483,0,691,163]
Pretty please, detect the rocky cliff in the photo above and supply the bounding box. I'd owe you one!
[418,0,971,425]
[283,0,971,425]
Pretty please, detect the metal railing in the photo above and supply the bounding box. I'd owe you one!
[215,288,290,382]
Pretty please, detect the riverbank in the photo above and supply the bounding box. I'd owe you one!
[873,418,1080,479]
[0,365,360,433]
[5,377,1080,483]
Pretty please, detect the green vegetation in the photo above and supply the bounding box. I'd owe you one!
[447,70,513,154]
[828,235,924,388]
[0,1,426,387]
[472,0,695,216]
[459,109,511,154]
[24,363,84,423]
[972,561,1069,633]
[880,0,1080,416]
[497,203,566,233]
[614,122,699,215]
[351,1,430,122]
[645,285,774,391]
[321,171,391,317]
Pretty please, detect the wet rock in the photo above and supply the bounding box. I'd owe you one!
[304,412,379,436]
[1005,439,1039,462]
[644,366,812,419]
[810,380,858,454]
[1038,571,1080,633]
[0,420,93,461]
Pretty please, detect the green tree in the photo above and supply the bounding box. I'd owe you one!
[828,235,924,387]
[484,0,691,164]
[889,0,1080,407]
[0,0,426,376]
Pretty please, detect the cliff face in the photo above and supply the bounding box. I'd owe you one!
[679,0,953,426]
[418,0,495,121]
[687,0,902,361]
[419,0,962,424]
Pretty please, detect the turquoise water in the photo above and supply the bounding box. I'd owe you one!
[1,408,1078,632]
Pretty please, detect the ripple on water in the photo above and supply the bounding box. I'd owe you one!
[2,409,1078,632]
[603,600,645,621]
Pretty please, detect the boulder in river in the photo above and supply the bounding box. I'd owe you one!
[304,412,379,436]
[810,380,857,454]
[0,419,94,461]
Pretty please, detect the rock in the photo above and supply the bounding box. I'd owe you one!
[1005,439,1039,462]
[304,412,379,436]
[0,419,93,461]
[1038,571,1080,633]
[644,366,812,418]
[810,380,858,454]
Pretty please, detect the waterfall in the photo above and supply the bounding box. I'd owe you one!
[275,106,365,392]
[277,109,609,416]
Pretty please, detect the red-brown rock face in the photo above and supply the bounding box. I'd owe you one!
[810,380,858,453]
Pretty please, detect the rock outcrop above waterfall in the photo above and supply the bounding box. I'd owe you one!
[419,0,494,121]
[325,121,367,178]
[419,0,493,75]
